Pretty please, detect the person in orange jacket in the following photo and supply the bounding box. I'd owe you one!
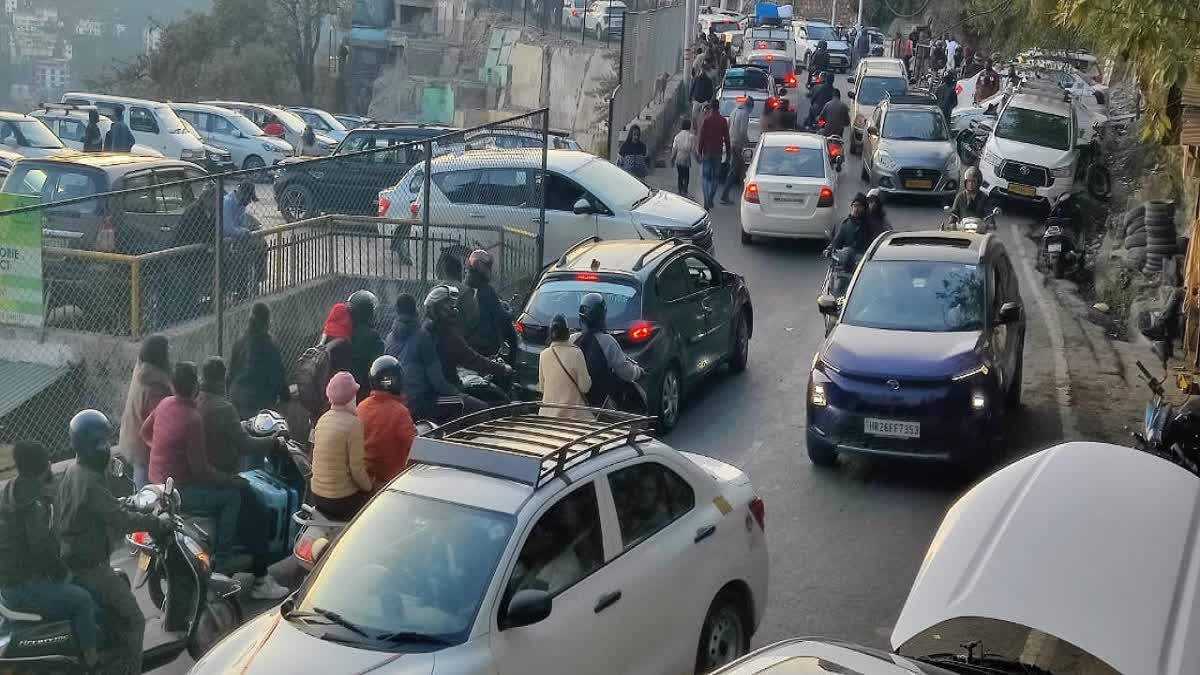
[358,355,417,488]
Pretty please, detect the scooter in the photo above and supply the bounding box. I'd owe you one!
[1133,359,1200,476]
[955,116,993,165]
[820,246,857,333]
[0,467,243,671]
[1040,192,1080,279]
[942,206,1001,233]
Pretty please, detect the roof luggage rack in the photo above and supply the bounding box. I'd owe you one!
[33,102,97,112]
[884,91,938,105]
[410,403,656,487]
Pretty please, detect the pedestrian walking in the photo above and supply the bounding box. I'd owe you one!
[227,302,288,419]
[102,107,135,152]
[721,95,753,204]
[696,100,730,211]
[118,334,172,489]
[691,66,715,126]
[670,118,696,195]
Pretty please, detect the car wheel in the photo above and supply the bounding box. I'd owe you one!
[695,590,750,673]
[740,227,752,245]
[729,313,750,373]
[278,183,315,223]
[1006,348,1023,410]
[652,364,682,433]
[807,434,838,466]
[243,155,265,171]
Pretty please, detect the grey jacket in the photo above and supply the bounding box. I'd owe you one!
[118,362,171,466]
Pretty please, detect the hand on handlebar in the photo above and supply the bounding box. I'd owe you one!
[155,512,177,535]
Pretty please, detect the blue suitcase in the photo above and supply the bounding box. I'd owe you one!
[239,468,301,557]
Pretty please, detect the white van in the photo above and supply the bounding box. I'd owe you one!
[171,103,293,170]
[60,92,206,162]
[29,104,163,157]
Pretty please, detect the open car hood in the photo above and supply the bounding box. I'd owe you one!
[892,442,1200,675]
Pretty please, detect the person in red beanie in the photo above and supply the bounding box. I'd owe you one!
[320,302,354,376]
[358,355,416,487]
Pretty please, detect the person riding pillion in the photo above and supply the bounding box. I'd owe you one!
[809,41,830,85]
[572,293,644,408]
[358,355,417,487]
[465,249,517,360]
[426,284,509,418]
[385,293,462,422]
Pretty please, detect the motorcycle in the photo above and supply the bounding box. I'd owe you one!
[955,116,993,165]
[0,466,244,671]
[1040,192,1082,279]
[820,246,857,334]
[1133,359,1200,475]
[942,206,1000,233]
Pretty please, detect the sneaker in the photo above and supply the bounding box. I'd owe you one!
[250,575,291,601]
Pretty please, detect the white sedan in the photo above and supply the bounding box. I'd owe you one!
[739,131,842,244]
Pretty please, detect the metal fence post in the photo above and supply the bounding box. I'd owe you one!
[213,175,225,356]
[537,111,548,268]
[129,259,141,339]
[420,141,433,281]
[522,0,527,25]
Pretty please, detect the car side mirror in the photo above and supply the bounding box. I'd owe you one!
[847,76,856,84]
[997,301,1021,324]
[817,293,839,315]
[502,590,552,630]
[847,91,856,100]
[866,125,878,136]
[573,198,593,215]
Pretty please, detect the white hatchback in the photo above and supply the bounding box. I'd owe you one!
[190,406,769,675]
[739,131,841,244]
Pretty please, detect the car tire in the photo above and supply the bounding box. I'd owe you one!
[741,228,752,245]
[243,155,265,171]
[807,434,838,466]
[187,597,242,661]
[651,363,682,434]
[729,313,750,373]
[695,589,750,674]
[278,183,316,223]
[1006,348,1023,410]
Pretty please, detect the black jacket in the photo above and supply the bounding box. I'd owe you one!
[938,82,958,122]
[809,82,834,115]
[810,48,830,73]
[56,462,159,572]
[832,215,871,256]
[950,190,990,220]
[83,122,103,152]
[228,331,287,419]
[0,475,66,586]
[386,315,457,417]
[350,325,384,400]
[467,278,517,357]
[198,381,278,475]
[692,72,714,104]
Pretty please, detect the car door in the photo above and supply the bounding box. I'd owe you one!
[490,481,622,675]
[56,118,86,151]
[684,253,732,371]
[985,259,1010,397]
[596,458,708,675]
[864,105,883,173]
[206,112,247,165]
[127,105,163,154]
[539,171,600,263]
[655,255,708,381]
[996,253,1023,391]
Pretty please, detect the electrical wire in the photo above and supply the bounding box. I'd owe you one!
[878,0,935,20]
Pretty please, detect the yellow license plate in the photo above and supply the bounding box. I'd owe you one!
[1008,182,1037,197]
[903,179,933,189]
[137,552,151,571]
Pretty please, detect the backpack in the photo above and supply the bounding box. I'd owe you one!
[294,338,343,415]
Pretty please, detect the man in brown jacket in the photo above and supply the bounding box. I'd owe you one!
[118,335,171,488]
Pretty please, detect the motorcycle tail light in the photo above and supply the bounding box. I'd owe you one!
[130,531,151,545]
[744,182,760,204]
[626,320,656,342]
[294,536,315,564]
[818,187,834,207]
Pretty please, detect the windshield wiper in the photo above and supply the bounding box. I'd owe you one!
[285,607,372,638]
[630,189,656,209]
[917,652,1057,675]
[376,631,452,646]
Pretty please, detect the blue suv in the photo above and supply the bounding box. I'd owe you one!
[807,230,1025,469]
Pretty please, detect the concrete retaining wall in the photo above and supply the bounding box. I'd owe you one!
[612,73,687,163]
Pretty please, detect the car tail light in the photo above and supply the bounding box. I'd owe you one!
[765,54,773,61]
[786,72,797,87]
[828,143,841,159]
[626,320,656,342]
[749,496,765,530]
[294,536,314,564]
[377,196,390,217]
[817,187,834,207]
[735,96,747,104]
[744,182,760,204]
[575,272,600,281]
[409,200,420,218]
[96,215,114,252]
[817,117,825,128]
[514,321,525,334]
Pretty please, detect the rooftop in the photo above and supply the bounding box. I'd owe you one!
[872,230,990,264]
[556,237,690,273]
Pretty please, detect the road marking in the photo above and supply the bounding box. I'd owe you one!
[1008,221,1078,439]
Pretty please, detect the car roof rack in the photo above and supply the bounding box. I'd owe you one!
[411,403,656,487]
[33,102,97,113]
[884,91,938,105]
[558,235,603,266]
[633,237,683,271]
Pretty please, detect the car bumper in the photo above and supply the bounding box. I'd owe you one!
[807,405,992,462]
[873,165,958,195]
[980,161,1071,204]
[739,202,836,239]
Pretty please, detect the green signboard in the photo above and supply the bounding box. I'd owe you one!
[0,193,43,328]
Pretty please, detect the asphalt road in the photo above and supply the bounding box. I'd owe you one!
[149,73,1070,672]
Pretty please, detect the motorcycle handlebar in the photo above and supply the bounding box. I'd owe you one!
[1136,360,1164,395]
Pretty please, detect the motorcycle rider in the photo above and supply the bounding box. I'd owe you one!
[818,88,851,139]
[950,166,990,221]
[436,252,478,334]
[806,72,835,128]
[865,188,892,240]
[0,440,98,668]
[386,293,458,421]
[426,284,510,417]
[826,192,872,266]
[808,41,830,88]
[573,293,644,408]
[57,410,171,675]
[358,355,417,487]
[465,249,517,361]
[347,290,384,402]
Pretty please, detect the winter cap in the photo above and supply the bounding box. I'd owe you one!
[326,371,359,407]
[322,303,352,340]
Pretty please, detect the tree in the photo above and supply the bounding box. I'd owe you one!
[267,0,341,105]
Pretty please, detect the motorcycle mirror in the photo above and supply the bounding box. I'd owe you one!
[817,293,839,315]
[164,477,174,495]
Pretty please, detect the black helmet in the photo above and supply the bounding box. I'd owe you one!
[70,409,112,470]
[579,292,607,332]
[347,290,378,324]
[369,355,405,396]
[423,284,460,320]
[467,249,494,282]
[818,40,827,49]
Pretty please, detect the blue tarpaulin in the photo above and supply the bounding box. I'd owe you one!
[754,3,781,26]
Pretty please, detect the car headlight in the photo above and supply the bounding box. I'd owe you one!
[982,149,1001,167]
[1051,163,1074,178]
[181,148,203,160]
[640,224,668,238]
[971,392,987,410]
[875,151,898,171]
[810,380,828,407]
[263,142,278,152]
[951,363,989,381]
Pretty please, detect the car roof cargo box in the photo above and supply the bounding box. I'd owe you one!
[777,4,792,19]
[754,2,780,26]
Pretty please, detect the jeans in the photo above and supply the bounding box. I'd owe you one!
[132,462,149,490]
[701,157,722,208]
[177,484,241,565]
[676,164,690,195]
[74,564,144,673]
[721,146,746,200]
[0,581,97,653]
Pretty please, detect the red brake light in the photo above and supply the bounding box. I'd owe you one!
[817,186,834,207]
[575,272,600,281]
[744,182,760,204]
[408,201,419,218]
[749,496,765,530]
[828,143,842,158]
[130,531,150,545]
[626,321,656,342]
[784,146,801,153]
[765,54,773,61]
[786,73,797,87]
[817,117,825,127]
[377,196,390,217]
[514,321,525,334]
[294,537,314,564]
[735,96,747,103]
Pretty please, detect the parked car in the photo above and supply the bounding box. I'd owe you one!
[288,106,350,143]
[0,148,22,180]
[201,101,337,156]
[861,91,960,199]
[0,111,76,160]
[740,131,841,244]
[60,93,207,162]
[0,154,210,325]
[978,85,1080,207]
[29,105,163,158]
[172,102,294,170]
[716,441,1192,675]
[585,0,625,41]
[464,127,582,151]
[809,229,1025,469]
[847,57,908,153]
[177,118,237,174]
[334,114,372,130]
[515,238,752,430]
[562,0,587,30]
[189,405,769,674]
[274,123,458,222]
[378,149,714,266]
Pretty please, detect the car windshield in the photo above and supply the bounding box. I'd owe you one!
[883,109,948,141]
[179,119,202,139]
[228,112,266,137]
[842,261,985,332]
[719,97,763,117]
[3,164,101,213]
[571,157,651,210]
[857,76,908,105]
[995,106,1071,150]
[2,120,64,149]
[756,145,825,177]
[722,69,770,91]
[292,491,514,647]
[807,24,837,41]
[153,105,186,134]
[749,57,791,79]
[527,280,640,328]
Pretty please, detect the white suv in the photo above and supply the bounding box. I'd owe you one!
[191,406,769,675]
[979,89,1079,206]
[172,103,294,169]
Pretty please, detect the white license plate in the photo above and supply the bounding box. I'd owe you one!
[1047,243,1062,253]
[774,195,805,204]
[43,237,73,249]
[137,552,152,571]
[864,418,920,439]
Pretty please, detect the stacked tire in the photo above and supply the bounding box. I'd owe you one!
[1123,203,1146,271]
[1143,200,1176,275]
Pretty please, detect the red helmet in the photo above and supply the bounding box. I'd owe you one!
[467,249,494,280]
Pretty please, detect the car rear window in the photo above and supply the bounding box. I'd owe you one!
[527,279,641,328]
[749,58,792,79]
[722,69,770,91]
[2,164,103,213]
[719,97,764,117]
[755,145,825,177]
[857,76,909,105]
[748,39,787,51]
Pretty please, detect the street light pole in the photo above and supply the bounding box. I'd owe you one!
[855,0,862,26]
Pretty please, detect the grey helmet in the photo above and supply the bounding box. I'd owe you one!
[964,166,983,186]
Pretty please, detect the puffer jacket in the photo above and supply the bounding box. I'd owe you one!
[311,405,372,500]
[117,362,171,466]
[385,315,457,418]
[0,476,65,586]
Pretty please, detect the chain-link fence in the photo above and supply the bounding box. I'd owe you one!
[0,110,548,463]
[607,3,687,160]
